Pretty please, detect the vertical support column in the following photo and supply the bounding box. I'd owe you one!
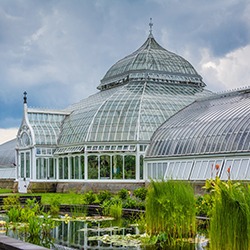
[135,145,140,181]
[84,151,88,181]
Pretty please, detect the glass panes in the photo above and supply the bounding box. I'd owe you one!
[88,155,98,179]
[49,158,55,179]
[221,160,233,180]
[100,155,110,179]
[59,158,63,179]
[146,91,250,158]
[63,157,68,179]
[238,159,249,180]
[140,155,144,179]
[20,153,24,178]
[80,156,84,179]
[124,155,136,179]
[112,155,123,179]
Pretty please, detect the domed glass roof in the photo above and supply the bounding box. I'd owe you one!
[57,29,212,147]
[146,89,250,158]
[59,82,211,145]
[98,34,205,90]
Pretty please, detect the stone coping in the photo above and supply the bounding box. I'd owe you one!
[0,235,48,250]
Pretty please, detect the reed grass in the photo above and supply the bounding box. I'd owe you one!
[209,178,250,250]
[145,179,196,246]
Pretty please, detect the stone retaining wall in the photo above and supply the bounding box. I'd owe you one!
[0,235,48,250]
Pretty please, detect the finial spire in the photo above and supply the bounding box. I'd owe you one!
[23,91,27,104]
[149,18,153,36]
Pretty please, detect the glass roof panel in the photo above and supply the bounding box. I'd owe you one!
[28,111,67,145]
[146,89,250,158]
[59,81,211,145]
[0,139,16,167]
[99,35,204,90]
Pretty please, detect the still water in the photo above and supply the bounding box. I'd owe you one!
[3,216,208,249]
[51,219,207,250]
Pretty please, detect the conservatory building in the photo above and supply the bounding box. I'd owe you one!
[13,27,213,193]
[145,87,250,183]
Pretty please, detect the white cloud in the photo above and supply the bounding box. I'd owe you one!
[0,128,18,145]
[199,45,250,91]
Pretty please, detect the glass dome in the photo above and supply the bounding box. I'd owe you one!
[59,82,211,145]
[58,33,212,147]
[98,34,205,90]
[146,89,250,158]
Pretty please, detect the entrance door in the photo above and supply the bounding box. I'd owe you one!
[18,151,31,193]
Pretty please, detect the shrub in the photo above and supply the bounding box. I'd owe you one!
[118,188,129,200]
[83,191,97,204]
[97,190,112,204]
[195,194,214,217]
[49,196,61,216]
[2,195,20,211]
[133,187,147,201]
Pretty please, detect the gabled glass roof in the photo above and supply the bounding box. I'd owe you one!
[98,34,205,90]
[58,81,212,145]
[146,88,250,158]
[28,109,69,145]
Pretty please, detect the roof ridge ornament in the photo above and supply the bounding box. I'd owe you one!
[23,91,27,104]
[149,18,153,37]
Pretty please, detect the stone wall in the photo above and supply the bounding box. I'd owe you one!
[56,182,145,193]
[0,179,15,190]
[1,179,207,194]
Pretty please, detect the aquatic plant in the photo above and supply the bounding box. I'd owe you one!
[102,197,122,219]
[145,179,196,246]
[48,196,61,216]
[206,177,250,250]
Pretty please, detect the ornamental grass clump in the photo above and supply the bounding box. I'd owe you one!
[206,177,250,250]
[145,180,196,246]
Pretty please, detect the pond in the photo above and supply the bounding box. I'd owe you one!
[2,214,208,250]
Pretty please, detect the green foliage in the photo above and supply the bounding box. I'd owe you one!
[82,190,97,204]
[97,190,112,204]
[2,195,20,211]
[118,188,129,200]
[133,187,147,201]
[7,207,21,222]
[195,194,214,217]
[123,197,145,210]
[5,196,56,248]
[70,205,87,218]
[206,177,250,250]
[102,196,123,219]
[145,180,196,246]
[49,196,61,216]
[0,188,12,194]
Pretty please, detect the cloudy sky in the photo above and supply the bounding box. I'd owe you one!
[0,0,250,144]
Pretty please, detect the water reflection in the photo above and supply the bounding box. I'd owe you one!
[52,219,207,250]
[52,219,140,249]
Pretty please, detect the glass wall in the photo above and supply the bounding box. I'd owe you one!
[20,151,31,179]
[56,153,137,180]
[36,157,56,179]
[88,154,136,180]
[146,157,250,181]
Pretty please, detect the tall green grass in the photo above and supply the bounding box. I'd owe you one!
[208,177,250,250]
[145,180,196,246]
